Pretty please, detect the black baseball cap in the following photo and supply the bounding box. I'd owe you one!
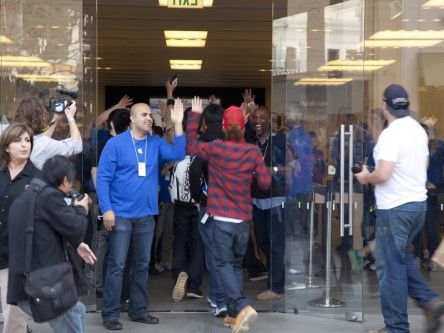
[383,84,410,118]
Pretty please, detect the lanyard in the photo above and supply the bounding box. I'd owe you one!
[130,131,148,166]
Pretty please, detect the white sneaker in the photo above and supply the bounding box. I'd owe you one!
[207,297,217,308]
[214,306,227,317]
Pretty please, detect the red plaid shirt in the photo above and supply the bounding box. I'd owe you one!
[187,112,271,220]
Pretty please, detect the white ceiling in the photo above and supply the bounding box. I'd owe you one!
[96,0,273,87]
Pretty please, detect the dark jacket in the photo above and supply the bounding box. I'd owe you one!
[0,160,40,270]
[7,180,88,304]
[189,128,225,206]
[245,124,286,199]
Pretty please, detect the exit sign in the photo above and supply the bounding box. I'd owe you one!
[167,0,203,8]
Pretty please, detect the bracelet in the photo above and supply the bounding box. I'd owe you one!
[167,98,175,106]
[67,117,76,123]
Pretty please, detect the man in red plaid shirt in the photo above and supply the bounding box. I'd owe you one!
[185,97,271,333]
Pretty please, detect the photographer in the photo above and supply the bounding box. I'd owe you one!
[15,97,83,169]
[7,155,96,333]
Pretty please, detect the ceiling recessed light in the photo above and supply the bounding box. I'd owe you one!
[170,59,202,70]
[164,31,208,47]
[166,39,206,47]
[164,31,208,39]
[294,78,353,86]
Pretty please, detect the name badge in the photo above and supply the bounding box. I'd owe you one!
[138,162,146,177]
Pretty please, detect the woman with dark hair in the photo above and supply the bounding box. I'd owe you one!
[0,123,39,333]
[15,97,82,169]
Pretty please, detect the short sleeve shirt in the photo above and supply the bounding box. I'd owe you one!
[373,116,428,209]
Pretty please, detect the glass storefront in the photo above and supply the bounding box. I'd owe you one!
[0,0,98,308]
[274,0,444,323]
[0,0,442,329]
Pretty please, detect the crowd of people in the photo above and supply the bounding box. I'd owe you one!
[0,81,443,333]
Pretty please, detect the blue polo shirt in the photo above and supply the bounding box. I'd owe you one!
[97,130,185,217]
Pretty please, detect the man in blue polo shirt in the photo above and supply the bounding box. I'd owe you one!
[97,101,185,330]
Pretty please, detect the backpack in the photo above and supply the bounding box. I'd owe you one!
[169,155,196,204]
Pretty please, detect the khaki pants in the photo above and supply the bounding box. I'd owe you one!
[0,268,28,333]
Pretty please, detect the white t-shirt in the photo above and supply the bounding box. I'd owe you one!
[31,134,83,170]
[373,116,428,209]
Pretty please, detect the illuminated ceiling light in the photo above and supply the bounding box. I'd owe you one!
[370,30,444,39]
[164,31,207,47]
[318,65,384,72]
[364,39,442,47]
[158,0,213,7]
[327,59,396,66]
[0,55,51,67]
[164,31,207,39]
[0,35,13,44]
[294,78,353,86]
[170,59,202,70]
[166,39,206,47]
[423,0,444,8]
[16,73,77,82]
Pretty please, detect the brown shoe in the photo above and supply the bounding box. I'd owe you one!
[223,315,236,327]
[232,305,258,333]
[172,271,188,302]
[256,290,284,301]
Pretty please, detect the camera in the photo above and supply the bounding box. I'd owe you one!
[351,162,375,174]
[50,89,78,113]
[67,189,85,202]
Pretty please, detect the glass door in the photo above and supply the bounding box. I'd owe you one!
[272,0,367,322]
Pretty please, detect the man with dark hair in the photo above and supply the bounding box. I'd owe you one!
[186,97,271,333]
[8,155,95,333]
[188,103,227,316]
[97,101,185,330]
[247,105,286,301]
[356,84,444,333]
[91,108,131,302]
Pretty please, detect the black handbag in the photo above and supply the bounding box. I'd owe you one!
[22,178,78,323]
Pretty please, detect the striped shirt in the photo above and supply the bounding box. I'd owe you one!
[186,112,271,220]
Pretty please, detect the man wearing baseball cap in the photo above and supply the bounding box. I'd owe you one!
[355,84,444,333]
[186,98,271,333]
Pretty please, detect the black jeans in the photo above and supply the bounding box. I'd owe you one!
[253,204,285,294]
[171,204,204,292]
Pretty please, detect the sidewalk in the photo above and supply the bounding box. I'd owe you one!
[26,312,438,333]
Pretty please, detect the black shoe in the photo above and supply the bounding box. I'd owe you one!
[129,313,159,325]
[120,300,129,313]
[103,320,123,330]
[425,300,444,333]
[186,290,203,299]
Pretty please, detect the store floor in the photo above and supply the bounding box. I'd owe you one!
[18,270,444,333]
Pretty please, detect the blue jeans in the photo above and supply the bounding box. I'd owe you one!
[198,213,227,308]
[48,301,86,333]
[252,204,285,294]
[375,201,438,333]
[213,220,250,316]
[102,216,156,321]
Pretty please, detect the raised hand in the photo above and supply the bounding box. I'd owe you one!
[191,96,203,114]
[158,100,168,119]
[242,88,255,104]
[171,98,184,125]
[116,95,133,109]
